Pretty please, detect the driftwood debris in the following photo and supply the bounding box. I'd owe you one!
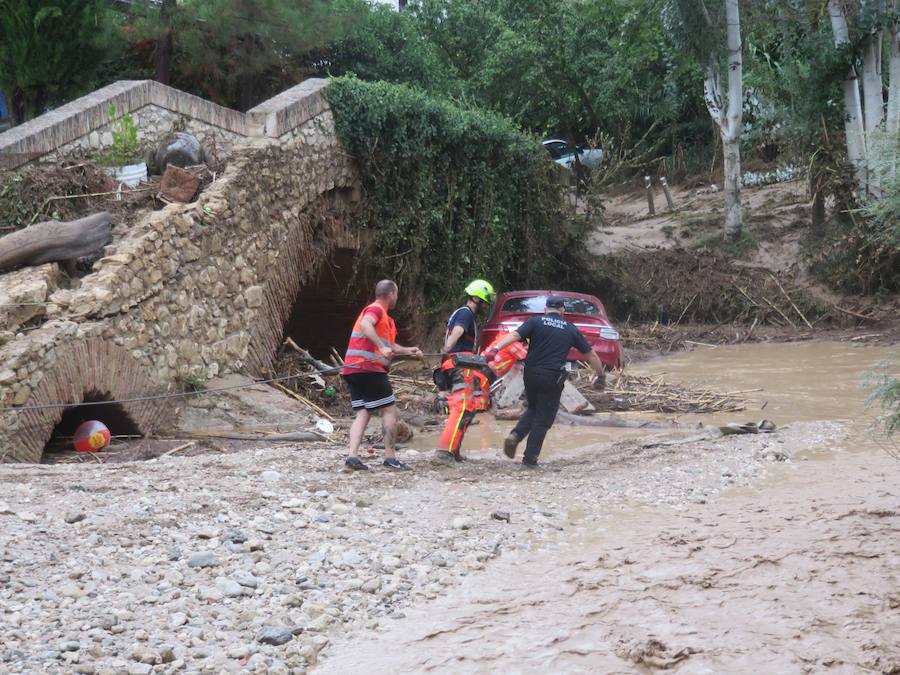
[0,212,112,273]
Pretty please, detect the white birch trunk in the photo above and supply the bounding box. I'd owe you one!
[829,0,869,192]
[721,0,743,242]
[702,0,743,242]
[862,32,884,196]
[886,19,900,182]
[862,34,884,133]
[887,20,900,137]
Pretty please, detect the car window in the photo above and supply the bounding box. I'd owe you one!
[502,295,600,315]
[543,141,570,160]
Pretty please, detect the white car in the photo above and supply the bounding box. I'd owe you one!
[542,138,604,170]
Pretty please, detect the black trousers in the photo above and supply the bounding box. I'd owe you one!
[511,366,565,463]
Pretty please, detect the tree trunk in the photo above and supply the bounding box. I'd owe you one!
[887,20,900,137]
[829,0,869,193]
[0,213,113,274]
[810,172,827,237]
[862,33,884,133]
[722,133,742,241]
[722,0,743,242]
[862,32,885,197]
[154,0,176,86]
[887,20,900,181]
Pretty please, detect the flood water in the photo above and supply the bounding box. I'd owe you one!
[415,341,895,457]
[318,341,899,674]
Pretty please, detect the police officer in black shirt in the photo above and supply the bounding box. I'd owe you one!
[483,296,606,466]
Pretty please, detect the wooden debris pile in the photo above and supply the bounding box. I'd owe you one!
[572,370,754,414]
[269,338,345,413]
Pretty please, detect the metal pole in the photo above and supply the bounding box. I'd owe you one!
[660,176,676,210]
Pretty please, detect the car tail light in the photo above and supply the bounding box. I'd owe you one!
[599,327,620,340]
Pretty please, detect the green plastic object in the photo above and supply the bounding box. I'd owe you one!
[324,385,337,398]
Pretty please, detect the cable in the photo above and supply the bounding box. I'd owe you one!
[0,353,445,413]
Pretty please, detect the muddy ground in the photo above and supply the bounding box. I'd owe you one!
[2,342,898,674]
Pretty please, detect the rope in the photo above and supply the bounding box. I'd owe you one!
[0,353,445,413]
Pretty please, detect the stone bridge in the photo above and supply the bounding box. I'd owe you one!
[0,79,365,462]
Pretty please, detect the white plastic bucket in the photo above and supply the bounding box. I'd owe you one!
[106,162,147,188]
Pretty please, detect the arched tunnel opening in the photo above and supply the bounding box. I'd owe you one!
[42,389,142,457]
[282,247,373,361]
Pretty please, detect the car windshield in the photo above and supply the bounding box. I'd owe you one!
[502,295,600,315]
[543,141,569,160]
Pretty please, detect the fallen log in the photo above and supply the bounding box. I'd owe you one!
[181,430,322,442]
[555,410,687,429]
[0,212,112,273]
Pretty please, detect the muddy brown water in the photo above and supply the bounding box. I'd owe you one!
[318,342,900,674]
[414,341,894,458]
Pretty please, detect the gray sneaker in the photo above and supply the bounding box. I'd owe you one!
[383,457,411,471]
[503,434,519,459]
[345,456,369,471]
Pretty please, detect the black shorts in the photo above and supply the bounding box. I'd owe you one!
[343,372,396,411]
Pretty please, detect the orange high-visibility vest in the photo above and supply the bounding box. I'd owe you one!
[343,302,397,375]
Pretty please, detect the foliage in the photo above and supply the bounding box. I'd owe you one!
[866,360,900,437]
[0,0,116,124]
[132,0,359,111]
[0,173,31,231]
[810,174,900,294]
[312,0,453,94]
[325,77,598,319]
[97,104,141,167]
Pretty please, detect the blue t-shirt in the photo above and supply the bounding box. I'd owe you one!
[446,306,477,354]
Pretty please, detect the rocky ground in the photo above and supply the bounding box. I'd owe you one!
[0,414,835,674]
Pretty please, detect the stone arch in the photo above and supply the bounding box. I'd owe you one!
[245,187,363,374]
[7,338,171,463]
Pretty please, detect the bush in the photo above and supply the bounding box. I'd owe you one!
[867,360,900,438]
[97,104,141,167]
[810,180,900,295]
[325,77,598,321]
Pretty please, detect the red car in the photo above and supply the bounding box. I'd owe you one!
[480,290,623,370]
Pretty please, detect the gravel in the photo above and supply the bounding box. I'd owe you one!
[0,421,838,673]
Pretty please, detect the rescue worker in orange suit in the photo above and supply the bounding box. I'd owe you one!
[434,279,496,462]
[343,279,422,471]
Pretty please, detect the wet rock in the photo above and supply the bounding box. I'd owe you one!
[233,571,259,589]
[361,578,382,593]
[223,528,247,544]
[187,552,219,568]
[158,645,176,663]
[215,577,244,597]
[257,626,294,646]
[452,516,474,530]
[64,512,86,524]
[491,510,511,523]
[60,584,85,599]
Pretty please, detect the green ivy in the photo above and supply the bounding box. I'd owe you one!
[325,77,597,319]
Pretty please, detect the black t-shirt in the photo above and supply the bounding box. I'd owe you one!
[516,313,592,370]
[446,306,477,353]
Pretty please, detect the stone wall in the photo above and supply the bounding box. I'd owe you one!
[0,80,248,170]
[0,80,363,462]
[53,104,245,166]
